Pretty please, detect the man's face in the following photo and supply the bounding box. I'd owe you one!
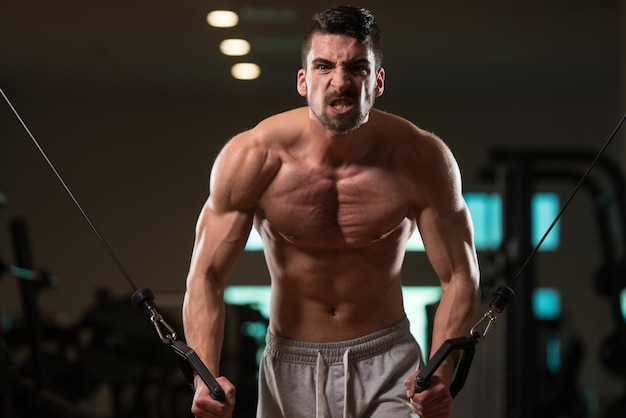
[297,33,385,135]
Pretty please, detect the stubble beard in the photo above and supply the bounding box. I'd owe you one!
[311,93,374,135]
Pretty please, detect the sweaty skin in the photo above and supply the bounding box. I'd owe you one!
[183,33,480,418]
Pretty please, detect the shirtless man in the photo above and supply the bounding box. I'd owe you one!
[183,6,480,418]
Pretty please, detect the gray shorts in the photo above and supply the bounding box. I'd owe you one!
[257,318,423,418]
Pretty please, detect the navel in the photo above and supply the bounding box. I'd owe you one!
[278,231,298,243]
[373,232,391,241]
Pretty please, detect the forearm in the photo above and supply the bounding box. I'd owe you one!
[430,276,480,383]
[181,199,254,375]
[183,272,227,375]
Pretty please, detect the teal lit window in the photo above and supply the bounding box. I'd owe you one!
[244,192,560,251]
[533,287,561,321]
[532,287,562,373]
[531,193,560,251]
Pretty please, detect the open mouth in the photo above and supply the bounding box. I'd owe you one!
[329,98,355,112]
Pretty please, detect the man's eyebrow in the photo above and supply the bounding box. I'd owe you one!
[312,57,333,65]
[347,58,371,66]
[311,57,371,66]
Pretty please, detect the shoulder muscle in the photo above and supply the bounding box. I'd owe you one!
[209,128,281,212]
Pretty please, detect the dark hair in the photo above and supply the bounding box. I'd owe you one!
[301,6,383,70]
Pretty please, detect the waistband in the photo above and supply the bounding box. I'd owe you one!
[264,317,413,364]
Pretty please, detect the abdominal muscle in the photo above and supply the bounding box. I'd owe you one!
[261,223,411,343]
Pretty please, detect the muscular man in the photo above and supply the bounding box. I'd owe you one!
[183,6,480,418]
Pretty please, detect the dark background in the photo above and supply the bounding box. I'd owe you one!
[1,1,625,417]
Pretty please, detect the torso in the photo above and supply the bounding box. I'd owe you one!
[246,108,427,342]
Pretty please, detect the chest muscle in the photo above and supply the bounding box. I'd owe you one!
[259,165,411,248]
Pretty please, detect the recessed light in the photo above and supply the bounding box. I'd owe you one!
[207,10,239,28]
[220,39,251,56]
[231,63,261,80]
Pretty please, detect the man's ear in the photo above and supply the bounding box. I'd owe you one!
[375,67,385,97]
[297,68,307,97]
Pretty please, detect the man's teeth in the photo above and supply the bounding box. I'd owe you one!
[332,101,351,109]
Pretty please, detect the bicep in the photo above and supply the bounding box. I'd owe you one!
[187,198,254,286]
[417,202,478,285]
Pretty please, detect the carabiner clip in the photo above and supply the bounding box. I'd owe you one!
[470,285,515,340]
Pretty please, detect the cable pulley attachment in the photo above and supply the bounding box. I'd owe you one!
[414,285,514,397]
[131,288,226,402]
[470,285,515,340]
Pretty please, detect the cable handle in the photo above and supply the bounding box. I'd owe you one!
[131,288,226,402]
[414,336,478,398]
[414,285,514,397]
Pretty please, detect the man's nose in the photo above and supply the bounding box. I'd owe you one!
[330,68,351,92]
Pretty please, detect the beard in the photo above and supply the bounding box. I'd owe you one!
[311,92,374,135]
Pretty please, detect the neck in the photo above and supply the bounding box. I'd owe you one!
[307,117,374,167]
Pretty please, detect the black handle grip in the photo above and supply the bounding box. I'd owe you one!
[171,340,226,402]
[414,336,478,398]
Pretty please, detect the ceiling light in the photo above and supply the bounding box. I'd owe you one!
[220,39,251,56]
[207,10,239,28]
[231,63,261,80]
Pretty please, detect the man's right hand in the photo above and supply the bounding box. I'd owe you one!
[191,375,236,418]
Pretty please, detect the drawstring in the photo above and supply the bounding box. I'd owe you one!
[316,352,325,418]
[342,348,351,418]
[316,349,352,418]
